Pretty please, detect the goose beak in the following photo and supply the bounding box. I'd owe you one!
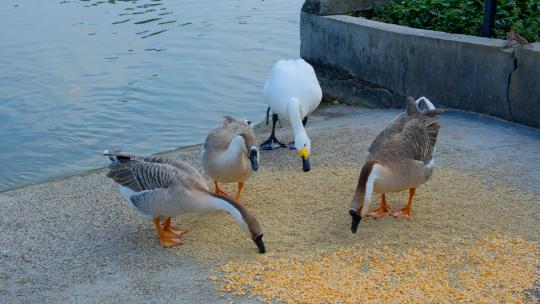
[253,234,266,254]
[298,147,310,172]
[302,157,310,172]
[249,148,259,171]
[349,209,362,233]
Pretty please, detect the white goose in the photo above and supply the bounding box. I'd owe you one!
[103,150,265,253]
[260,59,322,172]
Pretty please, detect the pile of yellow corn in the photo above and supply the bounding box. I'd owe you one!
[213,235,539,303]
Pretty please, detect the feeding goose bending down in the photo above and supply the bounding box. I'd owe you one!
[349,97,443,233]
[201,116,259,201]
[260,59,322,172]
[103,151,265,253]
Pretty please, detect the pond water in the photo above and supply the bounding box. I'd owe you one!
[0,0,303,191]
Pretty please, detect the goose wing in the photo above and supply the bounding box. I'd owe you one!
[203,116,254,153]
[104,151,207,191]
[106,160,182,192]
[142,155,206,188]
[107,159,198,217]
[368,122,402,157]
[203,126,233,153]
[398,117,440,164]
[368,97,442,163]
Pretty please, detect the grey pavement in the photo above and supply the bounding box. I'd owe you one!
[0,104,538,303]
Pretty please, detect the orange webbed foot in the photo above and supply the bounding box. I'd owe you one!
[159,236,183,247]
[367,194,390,219]
[155,217,185,248]
[160,229,178,238]
[390,209,412,219]
[214,181,230,197]
[215,189,230,196]
[165,225,189,236]
[367,208,390,219]
[162,217,189,236]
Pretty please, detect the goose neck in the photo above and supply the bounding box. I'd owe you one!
[223,135,246,161]
[207,192,249,231]
[287,97,306,136]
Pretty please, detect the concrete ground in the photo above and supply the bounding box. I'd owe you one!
[0,104,538,303]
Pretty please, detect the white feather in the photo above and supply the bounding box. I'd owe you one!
[360,164,382,217]
[119,187,153,221]
[415,96,436,112]
[207,196,248,233]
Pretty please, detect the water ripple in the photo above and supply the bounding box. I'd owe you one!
[0,0,303,191]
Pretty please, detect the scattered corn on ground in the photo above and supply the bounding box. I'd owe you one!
[171,165,537,262]
[213,234,539,303]
[167,165,538,302]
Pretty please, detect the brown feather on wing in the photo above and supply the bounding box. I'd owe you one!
[143,155,207,191]
[106,161,180,192]
[368,98,442,164]
[399,117,440,163]
[143,156,200,176]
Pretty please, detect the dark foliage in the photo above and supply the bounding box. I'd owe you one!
[369,0,539,42]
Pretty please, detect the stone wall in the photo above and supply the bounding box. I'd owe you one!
[300,2,540,128]
[508,46,540,128]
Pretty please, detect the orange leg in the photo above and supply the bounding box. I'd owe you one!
[391,188,416,219]
[162,217,189,236]
[367,193,391,219]
[214,181,229,196]
[153,217,183,247]
[235,182,244,201]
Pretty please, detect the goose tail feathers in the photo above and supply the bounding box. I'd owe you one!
[103,150,138,163]
[406,97,444,117]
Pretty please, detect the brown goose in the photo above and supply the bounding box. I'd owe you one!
[349,97,443,233]
[201,116,259,201]
[103,151,265,253]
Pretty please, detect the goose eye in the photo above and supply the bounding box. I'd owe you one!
[246,120,252,125]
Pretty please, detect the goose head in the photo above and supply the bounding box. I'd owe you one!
[234,205,265,253]
[212,192,266,253]
[349,191,364,234]
[295,131,311,172]
[233,205,265,253]
[348,161,381,233]
[224,116,259,171]
[245,214,265,254]
[239,120,259,172]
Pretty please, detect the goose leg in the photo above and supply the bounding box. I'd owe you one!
[391,188,416,219]
[265,107,271,125]
[162,217,189,236]
[260,114,285,150]
[367,193,391,219]
[153,217,183,247]
[214,180,230,196]
[286,116,308,149]
[235,182,244,201]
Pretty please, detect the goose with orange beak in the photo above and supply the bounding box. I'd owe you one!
[260,59,322,172]
[349,97,443,233]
